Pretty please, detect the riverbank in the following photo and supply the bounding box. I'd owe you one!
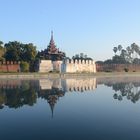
[0,72,140,79]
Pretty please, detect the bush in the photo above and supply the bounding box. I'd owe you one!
[20,61,29,72]
[124,68,129,72]
[105,70,112,72]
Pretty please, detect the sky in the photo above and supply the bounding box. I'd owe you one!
[1,0,140,61]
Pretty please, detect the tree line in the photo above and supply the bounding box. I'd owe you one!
[96,43,140,64]
[1,40,140,72]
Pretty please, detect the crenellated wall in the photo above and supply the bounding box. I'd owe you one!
[38,60,63,72]
[61,59,96,73]
[39,60,53,72]
[0,61,20,72]
[38,59,96,73]
[52,61,62,71]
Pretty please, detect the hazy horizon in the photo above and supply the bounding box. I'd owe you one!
[1,0,140,61]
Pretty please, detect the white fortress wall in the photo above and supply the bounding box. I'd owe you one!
[52,61,62,72]
[61,59,96,73]
[39,60,53,72]
[38,58,96,73]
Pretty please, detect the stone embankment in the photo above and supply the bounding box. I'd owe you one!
[0,72,140,79]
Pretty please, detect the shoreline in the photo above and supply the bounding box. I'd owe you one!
[0,72,140,79]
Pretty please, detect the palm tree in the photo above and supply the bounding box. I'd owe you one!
[113,47,118,55]
[118,45,122,51]
[0,41,3,47]
[126,46,132,63]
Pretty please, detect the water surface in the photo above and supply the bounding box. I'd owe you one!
[0,77,140,140]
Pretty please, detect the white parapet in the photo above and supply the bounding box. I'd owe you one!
[61,59,97,73]
[39,60,53,72]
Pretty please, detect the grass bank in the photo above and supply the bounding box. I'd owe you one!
[0,72,140,79]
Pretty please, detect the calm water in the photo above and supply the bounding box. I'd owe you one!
[0,77,140,140]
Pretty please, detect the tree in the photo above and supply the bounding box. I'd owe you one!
[118,45,122,52]
[20,43,37,62]
[96,61,104,64]
[20,61,29,72]
[130,43,140,59]
[0,41,3,46]
[112,55,126,64]
[4,41,21,61]
[4,41,37,62]
[0,41,5,61]
[133,58,140,64]
[21,43,37,72]
[113,47,117,55]
[104,59,113,64]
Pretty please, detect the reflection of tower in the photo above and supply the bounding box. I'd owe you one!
[47,89,65,118]
[39,79,65,118]
[47,94,58,118]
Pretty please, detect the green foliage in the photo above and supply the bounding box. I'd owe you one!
[113,47,117,54]
[72,53,92,60]
[104,59,113,64]
[4,41,37,62]
[20,43,37,62]
[20,61,29,72]
[112,55,127,64]
[133,58,140,64]
[124,68,129,72]
[4,41,21,61]
[0,41,5,61]
[96,61,104,64]
[111,43,140,64]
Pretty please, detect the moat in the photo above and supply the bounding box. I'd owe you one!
[0,77,140,140]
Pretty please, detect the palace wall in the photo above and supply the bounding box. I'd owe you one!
[96,64,140,72]
[52,61,62,71]
[38,59,97,73]
[0,61,20,72]
[61,59,96,73]
[39,60,53,72]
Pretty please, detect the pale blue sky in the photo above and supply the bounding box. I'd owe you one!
[1,0,140,60]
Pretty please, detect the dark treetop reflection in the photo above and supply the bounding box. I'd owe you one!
[98,77,140,103]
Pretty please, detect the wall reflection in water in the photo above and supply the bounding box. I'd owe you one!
[0,78,97,116]
[1,77,140,116]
